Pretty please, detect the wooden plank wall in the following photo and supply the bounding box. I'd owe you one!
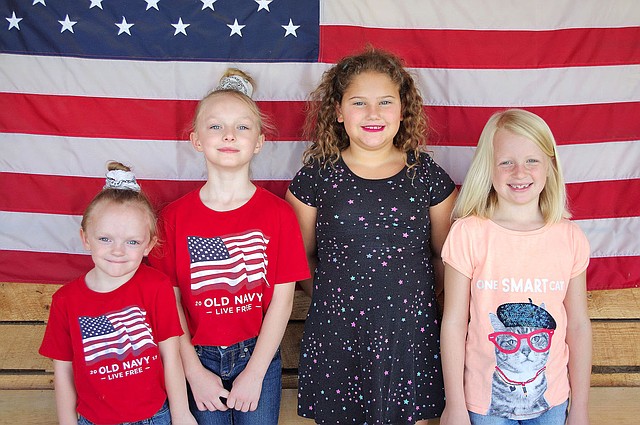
[0,283,639,390]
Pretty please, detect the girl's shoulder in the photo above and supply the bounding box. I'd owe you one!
[134,264,173,286]
[412,151,449,175]
[558,218,585,231]
[254,186,298,216]
[411,150,456,200]
[255,185,289,205]
[450,215,488,233]
[158,188,202,218]
[168,187,201,207]
[555,218,590,244]
[49,274,89,306]
[297,158,337,176]
[289,159,342,194]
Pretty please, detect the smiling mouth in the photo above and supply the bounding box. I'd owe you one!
[362,125,384,132]
[509,183,532,190]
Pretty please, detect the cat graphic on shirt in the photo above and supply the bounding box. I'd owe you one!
[487,300,556,418]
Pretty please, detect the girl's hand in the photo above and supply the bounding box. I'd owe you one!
[226,366,264,412]
[567,407,590,425]
[188,366,229,411]
[439,405,471,425]
[170,409,198,425]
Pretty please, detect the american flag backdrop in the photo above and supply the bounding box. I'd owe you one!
[79,306,156,365]
[0,0,638,290]
[188,231,269,295]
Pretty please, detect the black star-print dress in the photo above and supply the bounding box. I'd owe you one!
[289,152,455,424]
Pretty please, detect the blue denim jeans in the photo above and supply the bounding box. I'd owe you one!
[468,399,569,425]
[188,337,282,425]
[78,400,170,425]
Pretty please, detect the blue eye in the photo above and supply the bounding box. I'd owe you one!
[98,237,110,242]
[127,240,140,246]
[238,125,250,130]
[380,100,391,105]
[353,101,364,106]
[209,124,221,130]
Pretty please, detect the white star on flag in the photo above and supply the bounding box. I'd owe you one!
[6,12,22,31]
[282,18,300,37]
[256,0,273,12]
[32,0,46,6]
[116,17,134,36]
[227,19,245,37]
[89,0,104,9]
[145,0,160,11]
[172,18,190,36]
[201,0,218,11]
[58,15,77,34]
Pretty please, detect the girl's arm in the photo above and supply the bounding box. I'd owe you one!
[564,270,592,425]
[285,189,318,297]
[429,190,458,306]
[226,281,295,412]
[53,360,78,425]
[439,264,472,425]
[173,288,230,412]
[158,336,197,424]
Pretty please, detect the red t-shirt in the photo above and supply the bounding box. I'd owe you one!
[149,187,310,346]
[39,265,183,424]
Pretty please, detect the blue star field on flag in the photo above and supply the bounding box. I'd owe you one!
[1,0,319,61]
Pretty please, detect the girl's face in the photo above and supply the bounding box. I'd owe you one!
[191,92,264,170]
[491,129,550,211]
[336,72,402,152]
[81,201,155,285]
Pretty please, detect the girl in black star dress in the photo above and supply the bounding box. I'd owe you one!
[286,48,457,424]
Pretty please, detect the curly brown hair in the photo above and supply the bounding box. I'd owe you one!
[302,47,429,169]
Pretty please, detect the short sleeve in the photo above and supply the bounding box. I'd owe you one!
[39,289,74,361]
[441,217,475,279]
[418,153,456,206]
[288,162,321,207]
[569,221,591,278]
[272,200,311,284]
[149,274,183,343]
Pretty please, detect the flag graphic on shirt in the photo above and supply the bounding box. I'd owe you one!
[1,1,638,290]
[78,306,156,365]
[188,231,269,295]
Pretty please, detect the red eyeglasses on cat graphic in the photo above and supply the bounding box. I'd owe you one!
[488,329,555,354]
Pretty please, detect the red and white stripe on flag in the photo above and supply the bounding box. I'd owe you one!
[1,0,638,289]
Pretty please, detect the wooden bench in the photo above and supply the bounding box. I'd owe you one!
[1,283,638,424]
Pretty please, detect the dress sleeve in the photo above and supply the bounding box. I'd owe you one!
[420,153,456,206]
[288,162,320,208]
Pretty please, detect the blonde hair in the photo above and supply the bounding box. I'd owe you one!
[302,47,429,169]
[453,109,570,223]
[81,161,158,240]
[191,68,276,138]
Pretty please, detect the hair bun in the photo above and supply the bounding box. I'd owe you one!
[104,162,141,192]
[216,73,254,98]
